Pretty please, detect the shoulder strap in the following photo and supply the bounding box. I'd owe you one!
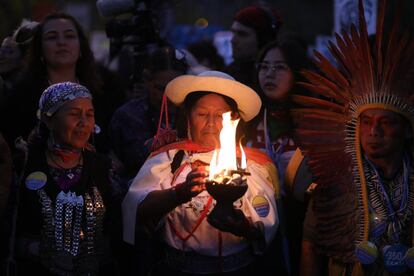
[171,150,185,174]
[284,148,305,195]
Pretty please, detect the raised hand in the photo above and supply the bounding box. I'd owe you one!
[172,166,209,204]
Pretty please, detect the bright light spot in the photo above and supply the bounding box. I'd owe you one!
[209,112,246,180]
[195,17,208,28]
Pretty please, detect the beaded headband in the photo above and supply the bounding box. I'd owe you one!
[39,82,92,117]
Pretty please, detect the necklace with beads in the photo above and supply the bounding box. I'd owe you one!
[48,151,83,191]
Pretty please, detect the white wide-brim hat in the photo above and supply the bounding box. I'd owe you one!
[165,70,262,121]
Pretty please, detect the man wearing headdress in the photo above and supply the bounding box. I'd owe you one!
[292,0,414,275]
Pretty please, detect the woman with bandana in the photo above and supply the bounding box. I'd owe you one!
[0,12,125,155]
[15,82,121,275]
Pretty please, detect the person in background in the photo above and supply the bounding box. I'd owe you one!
[12,19,39,55]
[122,71,280,275]
[246,37,311,190]
[1,12,124,155]
[244,37,312,275]
[0,21,39,268]
[187,40,225,72]
[295,0,414,274]
[109,46,188,180]
[225,4,282,91]
[15,82,122,275]
[0,36,23,107]
[0,19,38,108]
[1,12,100,145]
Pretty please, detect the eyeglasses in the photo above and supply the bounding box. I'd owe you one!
[256,62,289,73]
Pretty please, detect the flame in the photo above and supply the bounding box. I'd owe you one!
[209,112,247,180]
[239,139,246,169]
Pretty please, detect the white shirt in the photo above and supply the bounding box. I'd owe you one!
[122,149,279,257]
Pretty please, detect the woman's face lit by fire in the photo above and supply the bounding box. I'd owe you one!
[188,93,233,148]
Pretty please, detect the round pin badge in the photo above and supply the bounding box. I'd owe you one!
[25,171,47,190]
[382,244,408,273]
[355,241,378,265]
[404,247,414,269]
[252,195,270,217]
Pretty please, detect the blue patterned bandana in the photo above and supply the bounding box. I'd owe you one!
[39,82,92,117]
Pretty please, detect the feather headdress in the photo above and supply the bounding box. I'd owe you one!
[292,0,414,261]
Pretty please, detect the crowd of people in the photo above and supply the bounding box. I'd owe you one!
[0,0,413,275]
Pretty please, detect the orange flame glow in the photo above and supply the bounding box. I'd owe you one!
[209,112,246,181]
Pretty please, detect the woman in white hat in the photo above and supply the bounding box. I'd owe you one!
[122,71,280,275]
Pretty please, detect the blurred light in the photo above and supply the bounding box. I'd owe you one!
[194,18,208,28]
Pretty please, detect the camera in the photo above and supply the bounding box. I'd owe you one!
[96,0,161,85]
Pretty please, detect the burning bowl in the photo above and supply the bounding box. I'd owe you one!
[206,176,248,229]
[205,111,250,228]
[206,181,248,203]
